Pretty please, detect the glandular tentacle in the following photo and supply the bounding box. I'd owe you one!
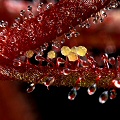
[0,0,119,103]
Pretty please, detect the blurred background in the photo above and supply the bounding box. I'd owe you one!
[0,0,120,120]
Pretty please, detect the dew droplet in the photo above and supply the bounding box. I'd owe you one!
[77,18,82,22]
[52,41,61,52]
[68,88,77,100]
[15,17,20,23]
[87,83,97,95]
[46,3,53,10]
[93,19,98,24]
[57,57,65,66]
[60,39,65,44]
[1,35,7,42]
[99,91,108,104]
[28,12,34,19]
[62,68,71,75]
[20,10,26,16]
[26,83,35,93]
[57,27,62,34]
[112,79,120,88]
[11,37,17,43]
[87,56,96,64]
[37,15,43,22]
[35,54,44,61]
[109,57,116,65]
[92,6,97,10]
[35,50,44,57]
[27,5,32,12]
[101,0,105,5]
[14,47,18,51]
[99,18,104,23]
[101,10,107,17]
[1,21,8,28]
[74,32,80,37]
[117,56,120,67]
[81,60,89,67]
[13,59,22,67]
[43,42,49,48]
[43,77,55,89]
[111,2,118,8]
[85,23,90,28]
[37,2,44,11]
[109,89,117,100]
[65,33,72,39]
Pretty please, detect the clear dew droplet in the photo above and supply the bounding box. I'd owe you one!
[93,19,98,24]
[99,18,104,23]
[99,91,108,104]
[77,18,82,22]
[112,79,120,88]
[0,20,8,28]
[52,41,61,52]
[60,39,65,44]
[37,15,43,22]
[101,10,107,17]
[109,89,117,100]
[62,68,71,75]
[20,10,25,16]
[46,3,53,10]
[43,42,49,48]
[11,37,17,43]
[101,0,105,5]
[37,2,44,11]
[85,23,90,28]
[111,2,118,8]
[81,60,89,67]
[26,83,35,93]
[87,83,97,95]
[43,77,55,89]
[28,12,34,19]
[27,5,32,12]
[57,57,65,66]
[1,36,7,42]
[15,17,20,23]
[57,27,62,34]
[65,33,72,39]
[92,6,97,10]
[13,59,22,67]
[109,57,116,65]
[117,56,120,67]
[68,88,77,100]
[74,32,80,37]
[35,54,44,61]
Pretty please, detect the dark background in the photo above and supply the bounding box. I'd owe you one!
[19,82,120,120]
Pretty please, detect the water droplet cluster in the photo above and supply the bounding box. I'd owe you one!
[0,0,118,62]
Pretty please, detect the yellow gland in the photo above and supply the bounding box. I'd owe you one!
[71,46,77,54]
[76,46,87,56]
[25,50,34,58]
[67,52,78,62]
[61,46,71,56]
[47,50,56,59]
